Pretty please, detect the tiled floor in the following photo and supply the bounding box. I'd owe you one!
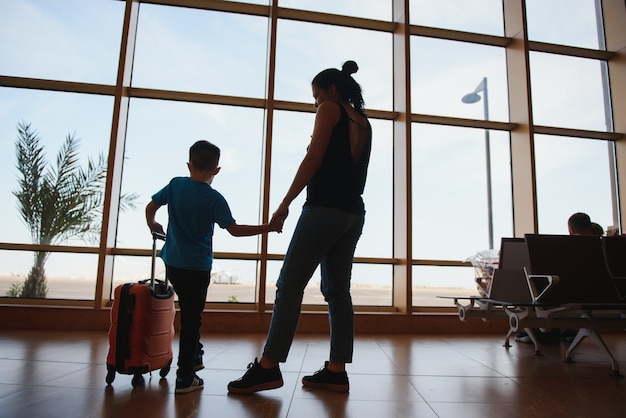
[1,330,626,417]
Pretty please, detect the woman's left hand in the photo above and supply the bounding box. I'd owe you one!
[271,203,289,231]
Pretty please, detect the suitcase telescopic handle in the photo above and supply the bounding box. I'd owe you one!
[152,232,166,241]
[151,232,166,288]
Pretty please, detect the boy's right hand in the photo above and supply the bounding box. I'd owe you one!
[149,222,165,236]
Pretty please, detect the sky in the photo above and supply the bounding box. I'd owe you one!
[0,0,618,294]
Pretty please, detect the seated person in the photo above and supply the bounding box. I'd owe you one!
[568,212,594,235]
[591,222,604,236]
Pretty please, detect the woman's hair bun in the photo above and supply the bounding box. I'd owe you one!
[341,60,359,75]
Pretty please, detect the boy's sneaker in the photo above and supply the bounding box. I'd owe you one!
[302,362,349,393]
[227,358,283,394]
[175,374,204,394]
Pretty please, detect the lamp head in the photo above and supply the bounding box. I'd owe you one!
[461,92,482,104]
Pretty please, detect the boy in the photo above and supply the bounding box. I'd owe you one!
[146,140,281,394]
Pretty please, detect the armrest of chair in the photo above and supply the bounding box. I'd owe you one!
[525,272,560,303]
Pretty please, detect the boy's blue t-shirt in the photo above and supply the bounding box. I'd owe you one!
[151,177,235,271]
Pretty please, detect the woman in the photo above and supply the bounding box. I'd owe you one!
[228,60,372,394]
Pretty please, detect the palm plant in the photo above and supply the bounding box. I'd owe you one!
[9,121,138,298]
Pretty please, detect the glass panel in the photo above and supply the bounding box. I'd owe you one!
[359,119,393,258]
[0,250,98,300]
[279,0,391,21]
[0,87,114,245]
[274,20,392,111]
[529,52,608,131]
[534,135,615,235]
[268,113,392,258]
[351,264,393,306]
[265,261,392,306]
[267,110,311,254]
[111,255,167,294]
[412,124,513,259]
[526,0,602,49]
[133,4,269,98]
[112,256,258,303]
[118,98,265,253]
[410,37,509,122]
[412,265,478,307]
[0,0,124,84]
[208,259,257,303]
[409,0,504,36]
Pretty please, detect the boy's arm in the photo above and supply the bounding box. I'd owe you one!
[146,200,165,234]
[226,219,281,237]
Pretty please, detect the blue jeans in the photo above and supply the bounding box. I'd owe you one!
[263,206,365,364]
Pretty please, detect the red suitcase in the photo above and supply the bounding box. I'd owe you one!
[106,232,175,387]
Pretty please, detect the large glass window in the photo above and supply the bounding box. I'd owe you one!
[412,124,513,259]
[0,0,124,84]
[413,265,477,307]
[111,256,258,304]
[0,250,99,300]
[534,135,615,235]
[526,0,602,49]
[410,0,504,36]
[0,87,114,300]
[133,4,269,98]
[529,52,609,131]
[410,37,509,122]
[0,88,114,245]
[118,98,265,253]
[274,20,392,111]
[0,1,623,312]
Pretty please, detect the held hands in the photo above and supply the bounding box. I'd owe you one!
[269,203,289,233]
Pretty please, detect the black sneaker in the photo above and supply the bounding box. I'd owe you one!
[175,374,204,394]
[227,358,283,394]
[302,362,349,393]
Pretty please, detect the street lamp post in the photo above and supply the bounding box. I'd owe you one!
[462,77,494,249]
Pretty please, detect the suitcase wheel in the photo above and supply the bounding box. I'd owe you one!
[159,358,172,378]
[131,373,145,388]
[105,365,116,385]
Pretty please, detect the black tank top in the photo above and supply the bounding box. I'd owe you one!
[304,103,372,215]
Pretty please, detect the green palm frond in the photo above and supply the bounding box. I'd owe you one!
[10,121,139,297]
[14,121,46,242]
[52,131,80,190]
[120,191,140,211]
